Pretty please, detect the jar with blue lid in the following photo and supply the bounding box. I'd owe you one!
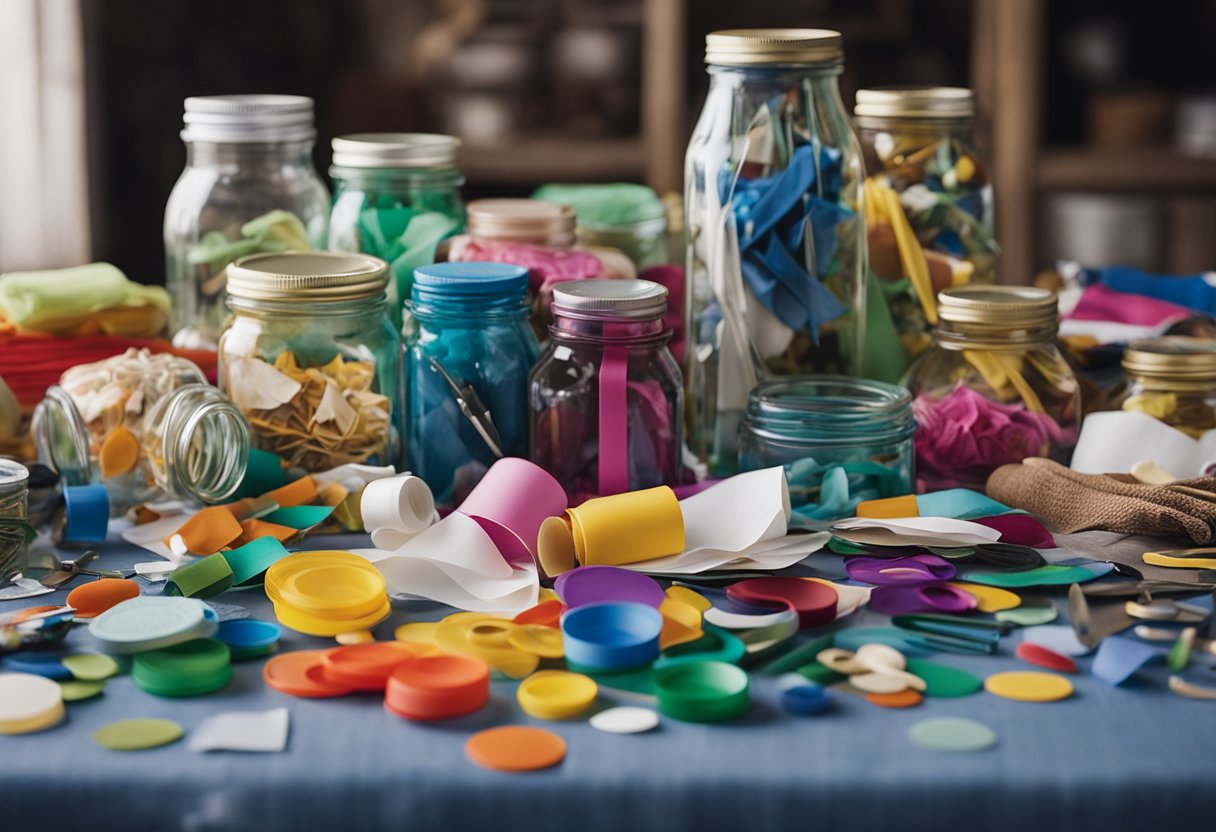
[738,377,914,521]
[404,262,539,505]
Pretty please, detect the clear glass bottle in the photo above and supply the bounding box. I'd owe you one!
[404,262,540,505]
[529,280,683,503]
[855,87,999,383]
[218,251,403,474]
[0,459,30,587]
[685,29,867,476]
[32,350,248,511]
[738,377,914,521]
[1118,337,1216,437]
[904,286,1080,492]
[164,95,331,348]
[328,133,466,332]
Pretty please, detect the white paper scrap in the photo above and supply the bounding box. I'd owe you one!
[188,708,289,753]
[1071,410,1216,478]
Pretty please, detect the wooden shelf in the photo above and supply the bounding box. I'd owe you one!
[1038,147,1216,192]
[460,137,648,185]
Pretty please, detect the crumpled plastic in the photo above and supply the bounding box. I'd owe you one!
[0,262,169,338]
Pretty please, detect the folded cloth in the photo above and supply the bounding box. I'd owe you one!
[1065,284,1192,328]
[986,457,1216,545]
[0,262,169,337]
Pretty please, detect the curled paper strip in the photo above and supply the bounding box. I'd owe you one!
[360,473,437,550]
[457,457,569,564]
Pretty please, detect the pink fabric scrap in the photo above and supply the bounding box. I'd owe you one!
[1066,283,1192,328]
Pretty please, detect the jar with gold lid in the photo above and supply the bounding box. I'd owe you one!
[217,251,402,473]
[1119,337,1216,437]
[855,87,998,384]
[904,285,1079,491]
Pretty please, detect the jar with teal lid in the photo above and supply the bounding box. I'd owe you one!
[218,251,402,474]
[531,183,669,270]
[738,377,914,521]
[404,262,539,505]
[328,134,466,331]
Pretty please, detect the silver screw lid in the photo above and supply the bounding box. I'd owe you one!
[551,280,668,320]
[331,133,460,169]
[182,95,316,143]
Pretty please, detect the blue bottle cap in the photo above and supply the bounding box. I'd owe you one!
[62,484,110,542]
[412,262,529,297]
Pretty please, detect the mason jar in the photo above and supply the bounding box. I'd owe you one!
[855,87,999,382]
[904,286,1080,492]
[738,376,914,521]
[164,95,331,348]
[32,350,248,512]
[328,133,466,332]
[404,262,539,505]
[529,280,683,503]
[0,460,30,587]
[1118,337,1216,438]
[685,29,867,476]
[531,183,670,270]
[218,252,403,474]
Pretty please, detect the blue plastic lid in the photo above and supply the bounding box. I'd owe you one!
[412,262,529,298]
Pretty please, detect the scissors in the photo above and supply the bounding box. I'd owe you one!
[429,357,504,458]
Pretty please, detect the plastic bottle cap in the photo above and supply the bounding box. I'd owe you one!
[560,602,662,671]
[385,653,490,720]
[321,642,421,691]
[517,671,598,720]
[653,661,750,723]
[88,597,217,654]
[61,484,110,542]
[464,726,567,772]
[0,673,65,735]
[263,650,354,698]
[588,706,659,734]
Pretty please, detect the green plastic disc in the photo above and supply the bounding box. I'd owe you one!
[908,716,997,752]
[94,718,183,751]
[995,599,1059,627]
[905,658,983,698]
[654,661,749,723]
[963,565,1096,588]
[795,661,846,688]
[62,653,120,681]
[58,679,106,701]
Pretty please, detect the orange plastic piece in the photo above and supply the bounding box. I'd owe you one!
[855,494,919,519]
[66,578,140,619]
[513,599,563,629]
[263,476,318,508]
[165,506,243,555]
[132,506,161,525]
[236,518,299,547]
[263,650,353,698]
[465,726,567,772]
[98,426,140,478]
[865,689,924,709]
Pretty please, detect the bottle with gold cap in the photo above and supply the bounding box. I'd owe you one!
[1118,337,1216,437]
[903,286,1080,492]
[684,28,866,476]
[854,87,999,383]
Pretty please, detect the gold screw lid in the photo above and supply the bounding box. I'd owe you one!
[1123,337,1216,381]
[227,252,389,303]
[937,285,1057,328]
[705,29,843,66]
[466,199,576,245]
[854,87,976,121]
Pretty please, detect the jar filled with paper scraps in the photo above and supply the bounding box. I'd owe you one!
[1118,337,1216,438]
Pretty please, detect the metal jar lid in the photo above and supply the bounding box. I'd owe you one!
[705,29,843,66]
[854,87,976,121]
[331,133,460,169]
[937,285,1058,329]
[552,280,668,321]
[181,95,316,143]
[1123,337,1216,381]
[466,199,576,245]
[226,252,389,303]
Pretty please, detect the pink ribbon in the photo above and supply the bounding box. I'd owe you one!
[598,346,630,496]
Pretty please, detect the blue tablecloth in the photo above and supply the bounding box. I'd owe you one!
[3,531,1216,832]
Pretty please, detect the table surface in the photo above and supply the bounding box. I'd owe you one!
[3,530,1216,832]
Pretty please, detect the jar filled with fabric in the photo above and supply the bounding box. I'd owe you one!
[164,95,331,348]
[32,350,249,512]
[0,460,30,588]
[404,262,539,505]
[531,183,670,270]
[855,87,998,383]
[218,252,402,474]
[685,29,867,477]
[739,377,914,521]
[328,134,466,331]
[529,280,682,503]
[1118,337,1216,437]
[904,286,1080,492]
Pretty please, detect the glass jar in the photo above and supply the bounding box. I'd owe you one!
[404,262,540,505]
[531,183,669,270]
[855,87,999,383]
[0,459,30,587]
[529,280,683,502]
[739,377,914,521]
[1118,337,1216,437]
[164,95,331,348]
[328,133,466,332]
[32,350,249,512]
[218,252,403,474]
[904,286,1080,492]
[685,29,867,476]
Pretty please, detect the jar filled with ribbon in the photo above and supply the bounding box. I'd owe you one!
[685,29,867,476]
[1118,337,1216,437]
[32,350,249,512]
[328,134,466,332]
[738,377,914,521]
[165,95,331,348]
[446,199,636,337]
[904,286,1080,492]
[854,87,998,383]
[529,280,683,503]
[404,262,540,505]
[218,252,402,474]
[530,183,670,271]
